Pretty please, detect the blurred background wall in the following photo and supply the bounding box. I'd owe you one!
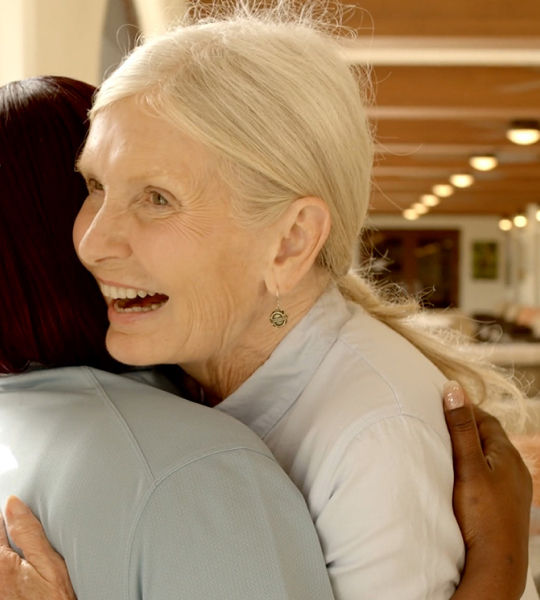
[0,0,186,86]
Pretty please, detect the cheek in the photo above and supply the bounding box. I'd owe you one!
[138,221,265,312]
[162,246,241,324]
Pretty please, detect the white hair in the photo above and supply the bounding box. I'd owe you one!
[92,1,526,427]
[93,1,373,277]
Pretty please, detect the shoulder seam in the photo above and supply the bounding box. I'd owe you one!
[124,447,279,599]
[82,367,155,480]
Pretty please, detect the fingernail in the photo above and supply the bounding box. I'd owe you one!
[443,380,465,410]
[6,496,28,517]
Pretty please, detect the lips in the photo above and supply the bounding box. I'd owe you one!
[98,282,169,313]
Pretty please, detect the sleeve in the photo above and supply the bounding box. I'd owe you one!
[315,416,465,600]
[128,448,335,600]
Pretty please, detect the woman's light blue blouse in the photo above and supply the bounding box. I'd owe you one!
[218,286,465,599]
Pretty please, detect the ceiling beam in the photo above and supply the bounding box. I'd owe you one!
[338,37,540,66]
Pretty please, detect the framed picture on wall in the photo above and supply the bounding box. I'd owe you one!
[472,241,498,279]
[361,229,460,307]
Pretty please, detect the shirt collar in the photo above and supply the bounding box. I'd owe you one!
[216,286,351,438]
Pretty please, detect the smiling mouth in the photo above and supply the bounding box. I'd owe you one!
[99,283,169,313]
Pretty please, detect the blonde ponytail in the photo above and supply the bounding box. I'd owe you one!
[337,271,527,429]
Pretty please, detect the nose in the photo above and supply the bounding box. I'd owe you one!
[74,196,132,267]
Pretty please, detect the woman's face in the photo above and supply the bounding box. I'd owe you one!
[73,97,276,369]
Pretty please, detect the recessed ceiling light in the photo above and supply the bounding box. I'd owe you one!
[498,218,512,231]
[420,194,440,207]
[513,214,528,228]
[413,203,428,214]
[403,208,419,220]
[469,154,498,171]
[449,174,474,188]
[506,120,540,145]
[432,184,454,197]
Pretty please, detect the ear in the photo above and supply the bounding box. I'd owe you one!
[266,196,331,295]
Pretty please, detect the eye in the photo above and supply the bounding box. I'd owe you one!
[149,191,169,207]
[87,178,104,193]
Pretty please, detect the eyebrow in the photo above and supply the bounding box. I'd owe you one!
[74,154,211,194]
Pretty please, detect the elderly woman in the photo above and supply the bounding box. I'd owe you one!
[0,76,336,600]
[70,7,535,598]
[0,7,535,600]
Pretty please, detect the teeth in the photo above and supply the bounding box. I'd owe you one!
[114,303,164,313]
[99,283,159,300]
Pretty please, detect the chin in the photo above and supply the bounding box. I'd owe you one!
[105,332,159,368]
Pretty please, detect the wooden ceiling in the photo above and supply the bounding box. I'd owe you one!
[337,0,540,216]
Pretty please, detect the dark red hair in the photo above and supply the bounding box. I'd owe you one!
[0,76,121,373]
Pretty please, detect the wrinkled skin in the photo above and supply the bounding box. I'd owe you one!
[0,497,75,600]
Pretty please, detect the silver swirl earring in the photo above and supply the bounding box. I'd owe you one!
[269,290,288,328]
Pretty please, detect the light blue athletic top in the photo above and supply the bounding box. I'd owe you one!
[0,366,334,600]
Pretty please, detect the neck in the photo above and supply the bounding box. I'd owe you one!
[182,274,330,404]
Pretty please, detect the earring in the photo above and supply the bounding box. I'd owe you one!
[269,290,288,328]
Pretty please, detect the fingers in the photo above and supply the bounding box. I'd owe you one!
[0,498,76,600]
[473,405,512,448]
[0,512,8,546]
[443,381,527,481]
[472,405,527,473]
[4,496,62,580]
[443,381,486,479]
[442,380,468,411]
